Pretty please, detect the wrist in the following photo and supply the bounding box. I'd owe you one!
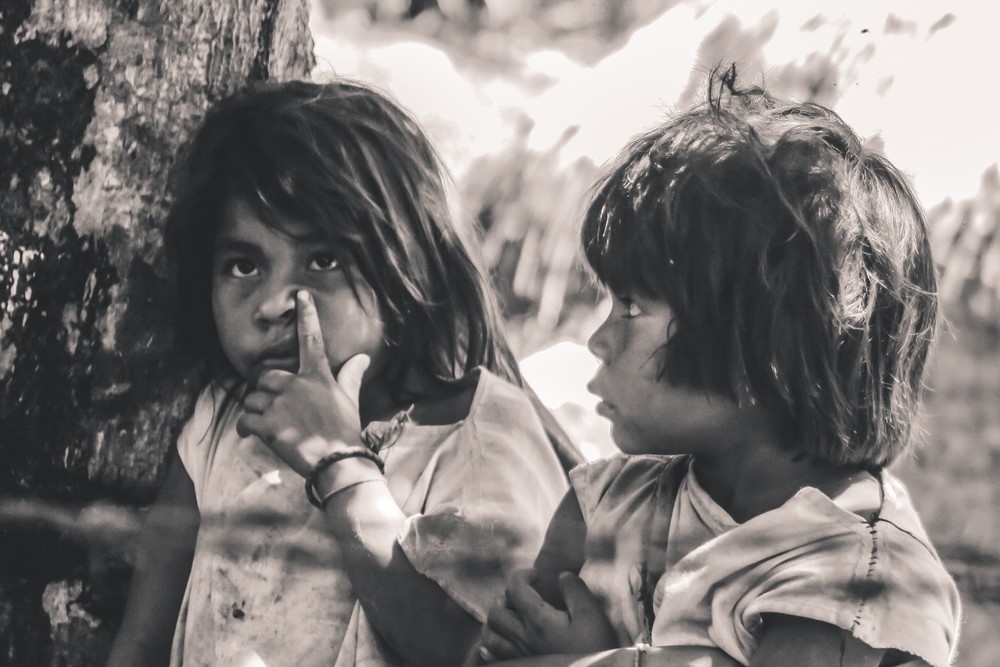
[315,456,382,491]
[307,450,385,509]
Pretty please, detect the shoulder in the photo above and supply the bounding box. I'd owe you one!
[734,472,961,666]
[570,452,685,493]
[571,453,687,522]
[174,381,244,508]
[178,384,225,442]
[455,369,567,484]
[411,367,532,426]
[176,382,242,463]
[449,367,549,440]
[869,472,962,630]
[469,367,541,422]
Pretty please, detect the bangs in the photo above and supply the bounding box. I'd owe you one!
[582,142,675,301]
[215,110,368,251]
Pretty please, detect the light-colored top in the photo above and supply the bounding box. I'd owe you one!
[570,454,961,667]
[172,368,568,667]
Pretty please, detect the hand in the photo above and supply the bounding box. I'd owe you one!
[479,569,618,661]
[236,290,371,478]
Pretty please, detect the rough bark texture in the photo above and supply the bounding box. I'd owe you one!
[0,0,313,662]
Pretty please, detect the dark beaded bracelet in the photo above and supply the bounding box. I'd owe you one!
[305,447,385,509]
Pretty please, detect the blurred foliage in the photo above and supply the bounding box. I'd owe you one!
[316,0,1000,352]
[931,165,1000,333]
[317,0,680,58]
[461,124,603,352]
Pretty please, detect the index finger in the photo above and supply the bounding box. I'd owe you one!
[296,290,328,375]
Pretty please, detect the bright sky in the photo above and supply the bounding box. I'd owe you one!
[313,0,999,209]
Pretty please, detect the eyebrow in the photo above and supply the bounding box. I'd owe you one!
[213,233,336,254]
[213,237,261,254]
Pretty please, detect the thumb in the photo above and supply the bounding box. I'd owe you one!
[558,572,602,620]
[336,353,371,408]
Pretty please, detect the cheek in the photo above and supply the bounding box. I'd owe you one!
[211,284,256,365]
[317,290,387,362]
[211,288,235,347]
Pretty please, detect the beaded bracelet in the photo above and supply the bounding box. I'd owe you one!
[305,447,385,509]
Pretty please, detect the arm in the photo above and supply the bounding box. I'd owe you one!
[480,489,617,662]
[494,615,881,667]
[106,454,199,667]
[317,463,482,665]
[531,488,588,606]
[491,646,739,667]
[747,615,884,667]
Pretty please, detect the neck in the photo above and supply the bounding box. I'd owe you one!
[690,418,857,523]
[357,364,446,426]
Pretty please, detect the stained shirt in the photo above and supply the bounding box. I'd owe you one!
[172,368,568,667]
[570,454,961,666]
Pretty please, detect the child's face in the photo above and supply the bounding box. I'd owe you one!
[586,295,746,456]
[211,198,388,385]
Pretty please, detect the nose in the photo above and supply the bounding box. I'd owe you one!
[254,283,297,326]
[587,317,612,364]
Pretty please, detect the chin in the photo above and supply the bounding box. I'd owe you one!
[609,426,643,455]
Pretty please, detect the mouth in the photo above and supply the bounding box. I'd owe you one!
[594,400,616,418]
[257,355,298,373]
[254,339,299,375]
[586,377,614,418]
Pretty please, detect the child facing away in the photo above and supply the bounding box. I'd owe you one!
[477,68,962,667]
[106,79,572,667]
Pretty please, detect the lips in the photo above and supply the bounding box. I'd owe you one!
[255,338,299,374]
[257,355,298,372]
[594,400,616,418]
[587,375,615,418]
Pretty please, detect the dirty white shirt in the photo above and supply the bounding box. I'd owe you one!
[570,454,961,667]
[171,368,567,667]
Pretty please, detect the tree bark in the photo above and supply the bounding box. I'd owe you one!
[0,0,313,662]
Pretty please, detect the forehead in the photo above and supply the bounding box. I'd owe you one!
[216,198,323,246]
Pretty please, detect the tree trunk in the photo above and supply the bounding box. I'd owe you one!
[0,0,313,662]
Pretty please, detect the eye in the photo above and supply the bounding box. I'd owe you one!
[617,296,642,319]
[308,253,340,272]
[224,258,258,278]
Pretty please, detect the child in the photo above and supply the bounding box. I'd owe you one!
[478,68,961,666]
[106,79,570,667]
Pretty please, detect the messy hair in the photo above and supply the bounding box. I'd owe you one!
[582,66,938,467]
[166,79,520,394]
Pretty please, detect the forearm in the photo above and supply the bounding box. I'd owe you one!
[319,460,481,666]
[530,489,587,607]
[495,647,736,667]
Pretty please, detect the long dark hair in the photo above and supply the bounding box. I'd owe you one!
[166,79,520,396]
